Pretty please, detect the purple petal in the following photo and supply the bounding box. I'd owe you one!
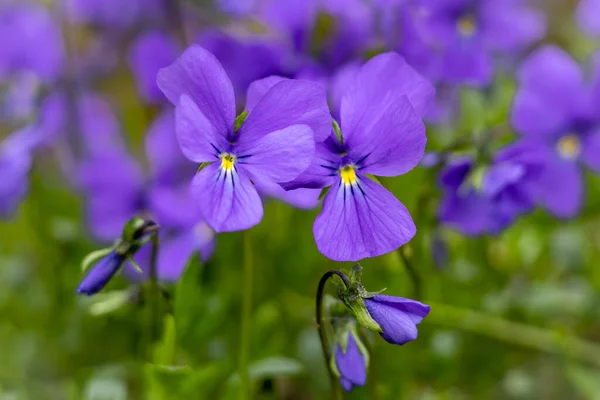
[245,76,286,112]
[438,188,495,236]
[481,2,545,51]
[148,185,199,229]
[577,0,600,36]
[280,137,340,190]
[512,46,585,138]
[240,79,331,142]
[157,227,215,282]
[78,152,144,241]
[334,334,366,390]
[157,45,236,136]
[440,42,494,87]
[175,95,230,163]
[145,109,196,184]
[348,96,426,177]
[340,378,354,392]
[128,30,179,104]
[482,163,526,198]
[341,53,435,133]
[253,178,320,210]
[364,295,430,345]
[76,252,125,295]
[236,124,315,183]
[328,61,361,119]
[582,129,600,172]
[439,157,473,190]
[527,151,583,218]
[0,140,31,218]
[77,92,124,155]
[313,175,416,262]
[190,162,263,232]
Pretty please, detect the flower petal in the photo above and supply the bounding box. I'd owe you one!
[512,46,585,138]
[313,175,416,262]
[577,0,600,36]
[527,151,583,218]
[191,162,263,232]
[582,129,600,172]
[481,2,545,51]
[236,124,314,183]
[157,228,215,282]
[364,295,430,345]
[340,52,434,136]
[157,45,236,135]
[348,95,426,177]
[240,79,332,142]
[334,334,366,390]
[253,177,320,210]
[245,76,286,112]
[149,185,199,229]
[76,252,125,295]
[175,95,229,163]
[280,136,340,190]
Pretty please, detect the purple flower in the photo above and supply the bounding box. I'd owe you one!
[438,151,535,236]
[577,0,600,36]
[398,0,545,87]
[128,30,179,104]
[157,45,330,232]
[511,46,600,218]
[284,52,434,261]
[363,294,430,345]
[0,3,64,83]
[334,330,367,392]
[0,130,33,218]
[65,0,162,29]
[76,251,126,295]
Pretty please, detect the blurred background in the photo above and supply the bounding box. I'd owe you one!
[1,0,600,399]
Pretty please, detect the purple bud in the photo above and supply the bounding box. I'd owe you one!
[76,251,125,295]
[334,331,367,392]
[363,294,430,345]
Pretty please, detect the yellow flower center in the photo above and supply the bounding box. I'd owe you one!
[557,134,581,159]
[220,153,236,171]
[457,15,476,37]
[340,165,357,185]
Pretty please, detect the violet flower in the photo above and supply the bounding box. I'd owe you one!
[438,151,536,236]
[128,30,179,104]
[363,294,430,345]
[577,0,600,36]
[334,328,367,392]
[398,0,545,87]
[511,46,600,218]
[284,52,434,261]
[157,45,330,232]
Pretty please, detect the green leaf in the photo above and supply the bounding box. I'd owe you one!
[86,289,132,316]
[566,365,600,400]
[153,315,177,366]
[127,256,144,274]
[332,119,343,145]
[234,110,249,132]
[81,247,113,272]
[318,186,331,200]
[228,356,304,385]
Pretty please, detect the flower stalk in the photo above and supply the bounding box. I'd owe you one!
[239,229,254,399]
[316,270,351,399]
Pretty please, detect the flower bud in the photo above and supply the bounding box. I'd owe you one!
[331,321,369,392]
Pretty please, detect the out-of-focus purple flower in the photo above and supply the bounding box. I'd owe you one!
[438,149,536,236]
[157,45,331,232]
[217,0,256,17]
[197,29,287,101]
[65,0,162,29]
[577,0,600,36]
[334,329,367,392]
[76,251,126,295]
[511,46,600,218]
[363,294,430,345]
[0,129,35,218]
[284,52,433,261]
[0,3,64,83]
[128,30,179,104]
[398,0,545,87]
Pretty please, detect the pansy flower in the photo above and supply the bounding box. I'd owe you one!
[511,46,600,217]
[333,325,368,392]
[157,45,330,232]
[284,52,434,261]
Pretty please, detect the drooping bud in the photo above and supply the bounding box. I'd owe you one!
[330,319,369,393]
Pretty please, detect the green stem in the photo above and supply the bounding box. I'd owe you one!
[240,230,253,399]
[316,270,351,400]
[397,247,422,299]
[426,302,600,368]
[148,233,160,346]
